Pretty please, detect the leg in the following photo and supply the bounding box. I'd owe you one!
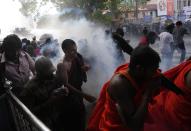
[178,42,186,63]
[166,53,173,70]
[160,54,167,71]
[180,49,186,63]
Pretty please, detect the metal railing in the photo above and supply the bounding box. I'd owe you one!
[0,81,51,131]
[7,90,51,131]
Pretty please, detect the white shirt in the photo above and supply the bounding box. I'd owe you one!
[159,32,174,54]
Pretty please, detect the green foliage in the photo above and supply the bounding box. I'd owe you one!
[50,0,88,8]
[19,0,137,25]
[90,10,112,25]
[19,0,38,16]
[140,0,148,4]
[122,0,134,9]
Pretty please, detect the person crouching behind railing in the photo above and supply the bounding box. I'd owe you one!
[20,56,69,130]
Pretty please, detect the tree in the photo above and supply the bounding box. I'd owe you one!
[18,0,126,25]
[19,0,38,16]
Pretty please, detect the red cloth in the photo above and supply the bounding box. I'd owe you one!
[144,60,191,131]
[87,64,159,131]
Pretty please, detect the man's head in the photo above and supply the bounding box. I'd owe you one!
[22,38,28,44]
[35,56,56,79]
[147,31,158,44]
[32,36,36,41]
[105,29,111,36]
[2,34,22,61]
[62,39,77,59]
[45,37,51,44]
[176,21,183,27]
[165,23,175,34]
[116,28,124,37]
[129,45,161,81]
[143,27,148,35]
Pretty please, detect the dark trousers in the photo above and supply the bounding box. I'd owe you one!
[53,96,86,131]
[172,42,186,63]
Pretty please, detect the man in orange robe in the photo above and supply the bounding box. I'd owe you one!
[87,45,161,131]
[145,60,191,131]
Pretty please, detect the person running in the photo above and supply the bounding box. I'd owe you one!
[173,21,188,63]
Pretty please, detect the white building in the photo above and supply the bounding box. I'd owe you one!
[175,0,191,19]
[147,0,157,4]
[153,0,191,19]
[176,0,191,10]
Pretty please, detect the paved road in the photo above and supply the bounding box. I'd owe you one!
[156,36,191,71]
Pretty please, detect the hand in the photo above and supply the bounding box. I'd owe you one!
[143,77,162,100]
[53,85,69,96]
[126,39,130,43]
[81,64,90,71]
[84,94,97,103]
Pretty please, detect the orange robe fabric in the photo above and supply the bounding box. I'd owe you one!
[87,64,157,131]
[144,60,191,131]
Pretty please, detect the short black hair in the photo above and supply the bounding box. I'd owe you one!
[147,31,157,38]
[116,28,124,37]
[2,34,22,52]
[129,45,161,70]
[61,39,76,51]
[165,23,175,31]
[176,21,183,26]
[143,27,148,35]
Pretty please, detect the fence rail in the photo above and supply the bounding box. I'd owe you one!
[7,90,51,131]
[0,81,51,131]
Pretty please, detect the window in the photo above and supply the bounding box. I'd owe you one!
[178,1,181,10]
[184,0,187,6]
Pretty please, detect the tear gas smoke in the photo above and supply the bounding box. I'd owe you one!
[3,0,183,97]
[0,0,32,38]
[0,1,129,97]
[35,19,130,97]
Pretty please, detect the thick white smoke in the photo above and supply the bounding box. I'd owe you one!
[33,18,123,97]
[0,0,32,38]
[0,1,128,97]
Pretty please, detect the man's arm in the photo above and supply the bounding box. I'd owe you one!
[25,52,35,75]
[56,63,68,85]
[112,33,133,55]
[56,63,96,102]
[77,53,90,72]
[20,82,36,110]
[184,28,189,34]
[108,74,151,131]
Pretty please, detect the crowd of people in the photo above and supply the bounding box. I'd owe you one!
[159,21,189,71]
[0,34,96,131]
[120,20,189,71]
[87,20,191,131]
[0,20,191,131]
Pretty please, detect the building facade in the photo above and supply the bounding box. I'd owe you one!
[176,0,191,10]
[175,0,191,19]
